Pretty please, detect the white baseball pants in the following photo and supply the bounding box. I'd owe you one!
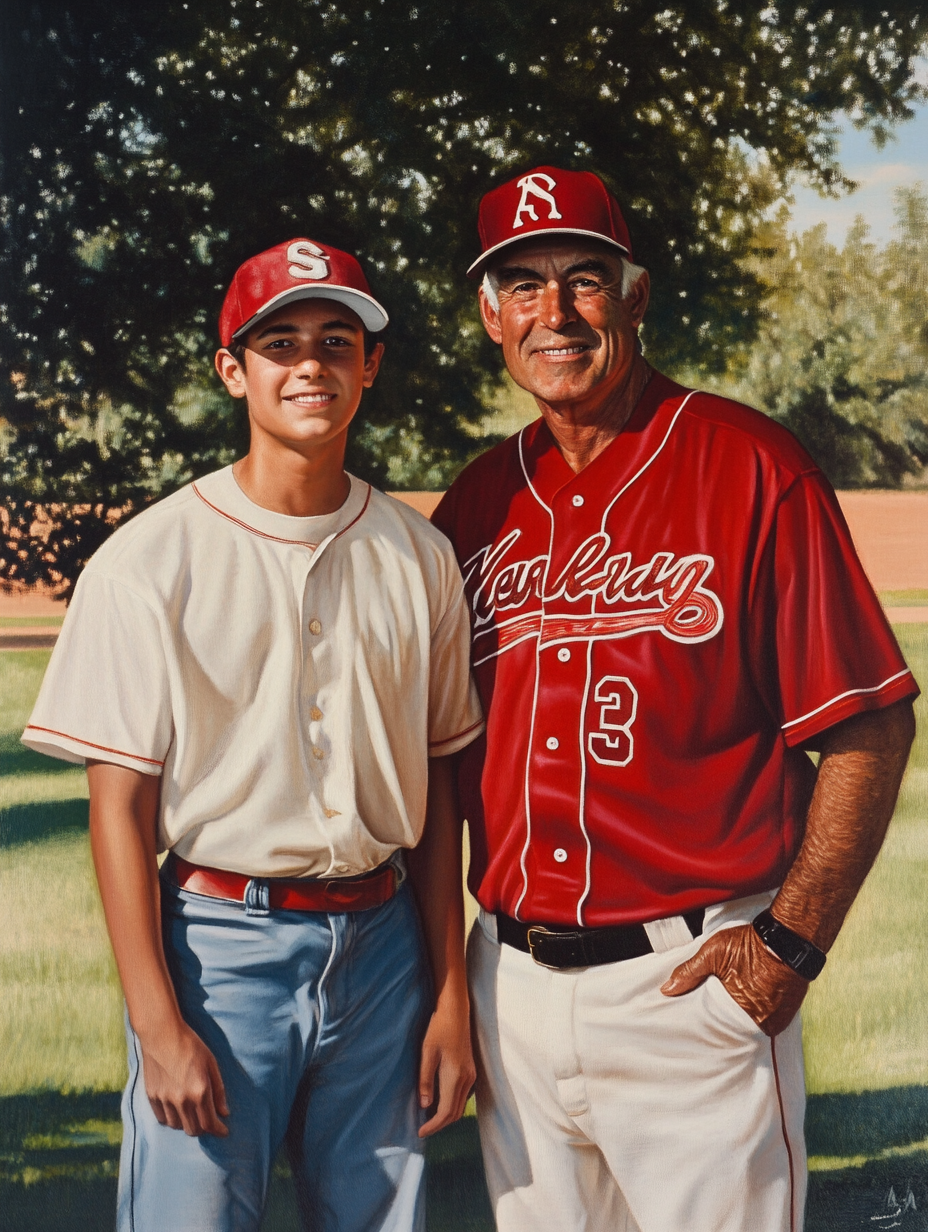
[468,892,806,1232]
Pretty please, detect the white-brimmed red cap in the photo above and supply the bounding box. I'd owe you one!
[467,166,633,277]
[219,239,389,347]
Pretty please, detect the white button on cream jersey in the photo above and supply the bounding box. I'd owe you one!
[24,467,484,879]
[553,848,568,863]
[546,737,559,751]
[557,647,571,662]
[571,494,584,507]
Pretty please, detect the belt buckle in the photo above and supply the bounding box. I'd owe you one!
[526,925,560,969]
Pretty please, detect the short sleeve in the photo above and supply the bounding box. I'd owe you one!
[22,570,174,775]
[762,473,918,746]
[426,567,485,758]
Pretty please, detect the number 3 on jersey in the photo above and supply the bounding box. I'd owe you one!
[588,675,638,766]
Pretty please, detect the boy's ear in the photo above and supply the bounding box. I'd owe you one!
[362,341,385,389]
[215,348,247,398]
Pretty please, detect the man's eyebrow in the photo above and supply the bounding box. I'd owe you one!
[563,259,613,278]
[495,259,615,283]
[495,265,545,283]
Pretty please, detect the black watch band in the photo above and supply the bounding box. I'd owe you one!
[752,909,827,981]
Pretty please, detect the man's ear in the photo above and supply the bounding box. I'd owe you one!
[627,270,650,329]
[478,287,503,345]
[362,341,385,389]
[215,348,247,398]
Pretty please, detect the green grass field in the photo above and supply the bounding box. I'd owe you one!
[2,631,927,1230]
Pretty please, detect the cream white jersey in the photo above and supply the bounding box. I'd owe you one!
[24,466,484,878]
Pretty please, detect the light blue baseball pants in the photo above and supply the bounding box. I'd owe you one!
[117,878,430,1232]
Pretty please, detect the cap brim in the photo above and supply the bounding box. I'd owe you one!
[231,284,389,341]
[466,228,630,278]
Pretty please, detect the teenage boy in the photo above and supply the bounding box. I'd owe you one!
[23,238,484,1232]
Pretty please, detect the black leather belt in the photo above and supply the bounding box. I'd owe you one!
[496,909,706,969]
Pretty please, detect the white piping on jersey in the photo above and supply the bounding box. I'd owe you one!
[518,425,555,516]
[575,638,595,925]
[511,394,699,920]
[781,669,912,731]
[599,390,699,531]
[514,428,556,921]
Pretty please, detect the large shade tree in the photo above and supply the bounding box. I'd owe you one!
[679,186,928,487]
[2,0,927,591]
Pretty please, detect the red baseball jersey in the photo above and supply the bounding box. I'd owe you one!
[433,372,919,927]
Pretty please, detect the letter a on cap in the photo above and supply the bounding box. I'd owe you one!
[513,173,563,229]
[467,165,633,277]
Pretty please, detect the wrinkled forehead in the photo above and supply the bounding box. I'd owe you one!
[487,234,625,282]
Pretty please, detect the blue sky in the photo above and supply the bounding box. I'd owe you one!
[789,97,928,245]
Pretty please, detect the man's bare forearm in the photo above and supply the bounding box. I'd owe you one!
[770,698,915,949]
[664,699,915,1034]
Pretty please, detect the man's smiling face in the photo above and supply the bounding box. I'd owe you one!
[215,297,382,456]
[479,237,648,415]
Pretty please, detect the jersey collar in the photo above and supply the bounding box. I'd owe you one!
[192,465,371,555]
[518,371,689,507]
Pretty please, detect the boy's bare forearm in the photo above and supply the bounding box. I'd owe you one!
[407,753,475,1136]
[86,760,229,1136]
[86,760,182,1036]
[407,755,468,1004]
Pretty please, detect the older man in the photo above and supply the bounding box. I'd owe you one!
[432,167,917,1232]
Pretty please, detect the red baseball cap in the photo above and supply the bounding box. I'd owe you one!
[219,238,389,347]
[467,166,633,278]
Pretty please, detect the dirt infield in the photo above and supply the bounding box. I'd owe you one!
[836,492,928,592]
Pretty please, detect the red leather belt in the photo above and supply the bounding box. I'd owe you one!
[166,854,397,913]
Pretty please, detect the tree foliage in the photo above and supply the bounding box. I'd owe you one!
[2,0,927,590]
[682,185,928,487]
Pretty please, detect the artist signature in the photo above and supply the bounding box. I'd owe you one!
[869,1184,918,1228]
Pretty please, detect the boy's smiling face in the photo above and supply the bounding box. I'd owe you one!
[215,298,383,456]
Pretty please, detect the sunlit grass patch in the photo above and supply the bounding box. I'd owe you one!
[880,589,928,607]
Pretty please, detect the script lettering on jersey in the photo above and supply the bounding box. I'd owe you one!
[463,529,723,662]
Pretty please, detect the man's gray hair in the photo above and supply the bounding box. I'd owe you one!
[481,256,646,312]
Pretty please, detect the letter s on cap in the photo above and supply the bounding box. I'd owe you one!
[287,241,330,280]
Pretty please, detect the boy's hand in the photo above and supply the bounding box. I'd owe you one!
[140,1021,230,1137]
[417,995,476,1138]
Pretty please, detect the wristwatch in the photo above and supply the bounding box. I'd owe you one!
[752,909,827,981]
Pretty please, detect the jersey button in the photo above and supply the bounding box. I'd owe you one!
[571,495,584,507]
[557,647,571,662]
[546,737,559,751]
[312,746,325,760]
[310,706,323,721]
[309,619,323,635]
[553,848,568,863]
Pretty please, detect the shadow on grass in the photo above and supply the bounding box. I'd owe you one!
[805,1087,928,1231]
[0,1091,492,1232]
[807,1086,928,1159]
[0,797,89,847]
[0,738,81,778]
[7,1087,927,1230]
